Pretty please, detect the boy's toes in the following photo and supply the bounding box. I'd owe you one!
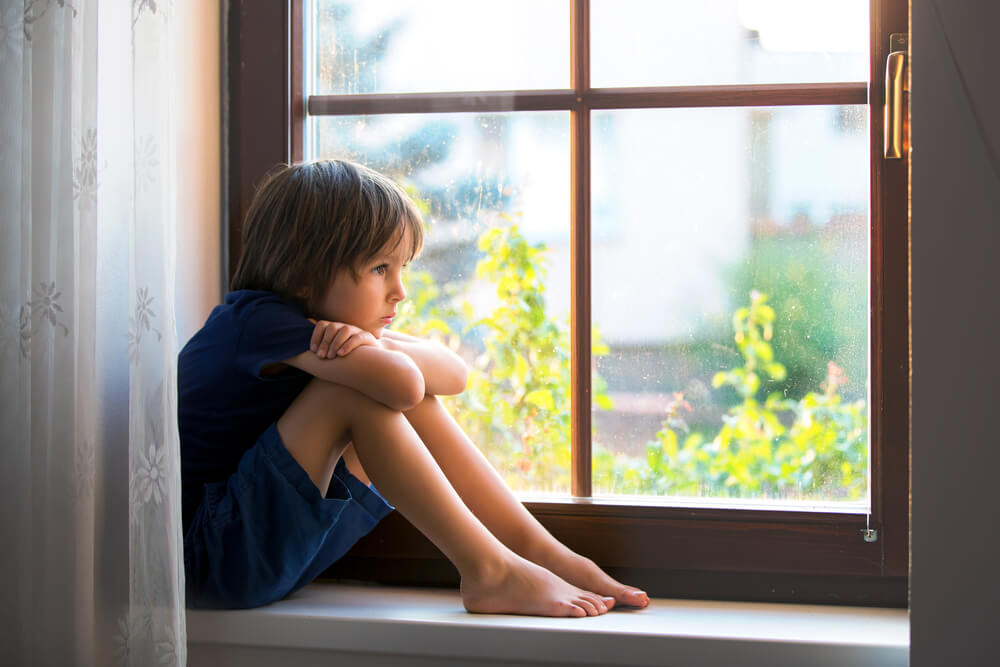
[618,588,649,607]
[575,596,600,616]
[579,593,614,615]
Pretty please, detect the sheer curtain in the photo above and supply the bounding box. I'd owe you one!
[0,1,186,665]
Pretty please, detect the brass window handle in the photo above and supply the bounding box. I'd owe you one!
[884,34,908,159]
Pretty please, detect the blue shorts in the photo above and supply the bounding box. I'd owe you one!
[183,423,394,609]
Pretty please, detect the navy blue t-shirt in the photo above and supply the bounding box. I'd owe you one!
[178,290,316,532]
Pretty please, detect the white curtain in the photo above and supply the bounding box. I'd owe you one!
[0,0,186,665]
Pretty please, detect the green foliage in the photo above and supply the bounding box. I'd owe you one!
[726,233,868,402]
[398,217,612,492]
[596,291,868,501]
[454,222,572,490]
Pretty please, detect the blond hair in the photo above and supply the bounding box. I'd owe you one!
[231,160,424,313]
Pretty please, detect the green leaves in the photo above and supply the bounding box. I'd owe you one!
[608,289,868,501]
[404,217,614,492]
[524,389,556,411]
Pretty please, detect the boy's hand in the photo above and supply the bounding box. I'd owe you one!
[309,319,377,359]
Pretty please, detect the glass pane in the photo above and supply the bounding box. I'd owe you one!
[592,0,869,87]
[590,106,869,508]
[309,0,568,95]
[311,112,572,495]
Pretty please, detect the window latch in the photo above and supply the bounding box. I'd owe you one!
[862,514,878,542]
[884,33,909,159]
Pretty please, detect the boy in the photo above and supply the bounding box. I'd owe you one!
[179,159,649,614]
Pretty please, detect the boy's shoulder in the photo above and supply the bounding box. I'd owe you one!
[180,289,313,372]
[187,290,308,350]
[201,289,307,331]
[219,289,303,318]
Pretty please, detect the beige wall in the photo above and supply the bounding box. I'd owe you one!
[910,1,1000,665]
[175,0,222,345]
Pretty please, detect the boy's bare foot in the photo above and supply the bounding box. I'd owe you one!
[534,548,649,609]
[461,554,615,617]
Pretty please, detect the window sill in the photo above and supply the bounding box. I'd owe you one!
[186,583,908,667]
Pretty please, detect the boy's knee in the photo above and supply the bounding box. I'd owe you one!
[403,394,440,414]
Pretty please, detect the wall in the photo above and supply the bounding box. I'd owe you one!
[910,1,1000,665]
[174,0,222,344]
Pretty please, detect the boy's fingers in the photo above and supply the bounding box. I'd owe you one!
[311,323,373,358]
[329,327,353,358]
[337,337,356,356]
[310,321,328,353]
[337,332,376,357]
[316,322,341,357]
[337,332,362,356]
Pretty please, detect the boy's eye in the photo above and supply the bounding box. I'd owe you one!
[373,264,388,275]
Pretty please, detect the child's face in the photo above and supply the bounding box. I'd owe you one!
[314,231,411,338]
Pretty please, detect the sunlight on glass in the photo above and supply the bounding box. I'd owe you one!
[309,0,568,94]
[589,106,870,509]
[591,0,869,87]
[738,0,869,53]
[311,112,572,495]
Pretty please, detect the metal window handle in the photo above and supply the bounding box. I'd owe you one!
[884,35,908,159]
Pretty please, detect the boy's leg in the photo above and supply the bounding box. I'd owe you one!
[401,395,650,609]
[340,444,370,486]
[277,381,353,496]
[277,378,614,617]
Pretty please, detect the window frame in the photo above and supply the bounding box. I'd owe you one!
[225,0,909,606]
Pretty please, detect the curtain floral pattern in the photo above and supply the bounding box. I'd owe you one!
[0,0,185,665]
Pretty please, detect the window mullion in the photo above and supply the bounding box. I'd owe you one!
[291,0,304,162]
[570,107,592,499]
[570,0,592,498]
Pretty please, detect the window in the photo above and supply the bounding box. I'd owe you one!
[226,0,909,605]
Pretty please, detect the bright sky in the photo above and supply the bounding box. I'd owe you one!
[738,0,869,52]
[351,1,869,54]
[321,0,869,92]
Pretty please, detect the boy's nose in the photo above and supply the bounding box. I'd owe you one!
[390,279,406,302]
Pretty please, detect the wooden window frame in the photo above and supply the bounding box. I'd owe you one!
[225,0,909,606]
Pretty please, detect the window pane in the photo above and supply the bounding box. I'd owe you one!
[592,0,869,87]
[311,112,572,495]
[309,0,568,95]
[589,106,869,508]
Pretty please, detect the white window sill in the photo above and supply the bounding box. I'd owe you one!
[186,583,908,667]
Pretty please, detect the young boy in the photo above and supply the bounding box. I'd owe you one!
[179,159,649,615]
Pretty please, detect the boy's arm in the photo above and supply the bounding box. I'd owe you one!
[380,329,468,396]
[283,343,426,411]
